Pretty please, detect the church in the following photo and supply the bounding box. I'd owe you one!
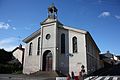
[23,4,101,76]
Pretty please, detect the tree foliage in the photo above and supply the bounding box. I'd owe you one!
[0,48,22,73]
[0,49,13,64]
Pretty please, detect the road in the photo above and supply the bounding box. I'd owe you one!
[1,65,120,80]
[85,65,120,80]
[85,76,120,80]
[0,74,55,80]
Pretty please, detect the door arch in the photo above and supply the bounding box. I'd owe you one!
[42,50,52,71]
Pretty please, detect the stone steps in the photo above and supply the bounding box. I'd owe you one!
[30,71,59,77]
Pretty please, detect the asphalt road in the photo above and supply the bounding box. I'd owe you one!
[0,74,55,80]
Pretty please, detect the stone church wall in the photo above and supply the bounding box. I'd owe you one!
[23,35,41,74]
[68,29,87,76]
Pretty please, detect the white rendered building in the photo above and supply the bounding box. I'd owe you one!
[23,4,101,76]
[12,44,24,65]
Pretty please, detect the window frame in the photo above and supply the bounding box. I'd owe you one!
[72,36,78,53]
[37,37,40,55]
[61,33,65,54]
[29,42,33,56]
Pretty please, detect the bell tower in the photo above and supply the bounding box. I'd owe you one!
[48,3,58,19]
[40,3,62,25]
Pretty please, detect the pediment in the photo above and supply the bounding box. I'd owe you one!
[41,18,57,25]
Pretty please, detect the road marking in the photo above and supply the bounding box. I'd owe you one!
[84,76,120,80]
[103,76,110,80]
[112,77,118,80]
[84,76,94,80]
[95,76,103,80]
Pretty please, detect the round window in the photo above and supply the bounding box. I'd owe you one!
[46,34,51,40]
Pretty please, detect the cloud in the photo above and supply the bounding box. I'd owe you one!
[12,27,16,30]
[0,22,17,30]
[0,37,18,51]
[0,22,10,29]
[115,15,120,20]
[3,45,17,51]
[98,12,111,18]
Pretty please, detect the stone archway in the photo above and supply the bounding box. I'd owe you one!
[42,50,52,71]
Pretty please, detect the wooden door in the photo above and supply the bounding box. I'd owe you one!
[43,51,52,71]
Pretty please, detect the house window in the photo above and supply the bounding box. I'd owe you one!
[61,33,65,53]
[37,37,40,55]
[72,36,77,53]
[29,42,33,56]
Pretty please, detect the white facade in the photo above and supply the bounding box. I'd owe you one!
[23,4,101,76]
[13,49,23,64]
[12,45,24,64]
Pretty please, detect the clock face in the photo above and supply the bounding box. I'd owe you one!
[46,34,51,40]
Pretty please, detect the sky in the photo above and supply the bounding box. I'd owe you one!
[0,0,120,55]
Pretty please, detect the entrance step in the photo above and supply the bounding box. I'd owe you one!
[30,71,59,77]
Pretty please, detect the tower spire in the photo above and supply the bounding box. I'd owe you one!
[48,3,58,19]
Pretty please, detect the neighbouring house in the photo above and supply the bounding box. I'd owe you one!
[23,4,101,76]
[99,60,104,69]
[12,44,24,67]
[100,51,120,66]
[116,56,120,60]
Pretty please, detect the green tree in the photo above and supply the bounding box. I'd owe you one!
[0,49,13,64]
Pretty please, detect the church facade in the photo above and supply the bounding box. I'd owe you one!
[23,4,101,76]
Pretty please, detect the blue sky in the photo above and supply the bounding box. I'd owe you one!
[0,0,120,55]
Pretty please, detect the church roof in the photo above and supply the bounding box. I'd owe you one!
[63,26,87,34]
[12,47,24,53]
[23,28,41,43]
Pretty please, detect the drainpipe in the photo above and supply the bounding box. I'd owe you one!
[40,26,44,71]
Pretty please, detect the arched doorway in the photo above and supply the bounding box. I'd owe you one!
[42,50,52,71]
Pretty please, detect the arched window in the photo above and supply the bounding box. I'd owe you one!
[61,33,65,53]
[29,42,33,56]
[37,37,40,55]
[72,36,77,53]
